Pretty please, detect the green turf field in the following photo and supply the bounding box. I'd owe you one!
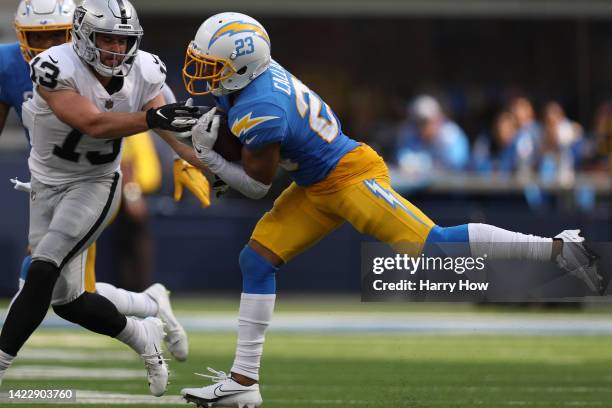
[1,299,612,407]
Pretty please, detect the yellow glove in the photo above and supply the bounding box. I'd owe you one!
[173,159,210,208]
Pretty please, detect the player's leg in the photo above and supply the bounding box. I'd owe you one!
[96,281,189,361]
[43,174,167,395]
[0,176,66,381]
[316,147,600,291]
[181,183,343,407]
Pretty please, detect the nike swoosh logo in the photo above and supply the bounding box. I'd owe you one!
[195,146,202,154]
[156,110,168,120]
[213,384,247,397]
[245,135,257,144]
[49,56,58,64]
[154,344,163,365]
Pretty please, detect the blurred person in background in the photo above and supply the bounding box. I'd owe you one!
[471,110,520,174]
[395,94,469,175]
[537,101,584,186]
[509,96,541,176]
[589,101,612,171]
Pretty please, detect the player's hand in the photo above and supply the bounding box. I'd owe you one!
[212,175,229,198]
[192,107,221,160]
[173,159,211,207]
[10,177,31,193]
[146,100,203,132]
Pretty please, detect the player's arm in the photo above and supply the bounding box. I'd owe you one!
[38,87,199,139]
[191,108,276,199]
[0,102,9,135]
[39,87,146,139]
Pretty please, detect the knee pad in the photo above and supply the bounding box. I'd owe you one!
[239,245,278,294]
[25,260,60,294]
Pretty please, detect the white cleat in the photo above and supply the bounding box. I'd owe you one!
[555,229,603,294]
[145,283,189,361]
[141,317,169,397]
[181,367,262,408]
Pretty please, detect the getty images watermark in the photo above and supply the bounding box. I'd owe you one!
[360,243,610,302]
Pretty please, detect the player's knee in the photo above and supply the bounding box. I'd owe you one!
[24,260,60,295]
[239,245,278,294]
[52,293,85,321]
[425,225,469,243]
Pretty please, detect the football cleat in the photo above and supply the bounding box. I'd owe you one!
[141,317,169,397]
[555,230,603,294]
[181,367,262,408]
[145,283,189,361]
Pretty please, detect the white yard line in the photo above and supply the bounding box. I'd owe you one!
[5,366,145,380]
[1,310,612,335]
[18,348,137,362]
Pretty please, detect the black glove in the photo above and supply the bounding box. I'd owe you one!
[146,101,203,132]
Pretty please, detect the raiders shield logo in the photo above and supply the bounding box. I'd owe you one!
[105,99,114,109]
[74,7,86,25]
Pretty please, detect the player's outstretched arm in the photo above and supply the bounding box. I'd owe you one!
[39,87,200,139]
[39,87,148,139]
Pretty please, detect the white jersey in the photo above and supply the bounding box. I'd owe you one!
[23,43,166,185]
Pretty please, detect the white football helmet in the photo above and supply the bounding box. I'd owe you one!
[183,12,271,96]
[72,0,143,77]
[15,0,76,62]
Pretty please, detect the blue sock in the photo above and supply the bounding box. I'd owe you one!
[239,245,278,294]
[19,255,32,281]
[424,225,470,257]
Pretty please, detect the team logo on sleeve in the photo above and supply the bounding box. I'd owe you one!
[231,112,278,137]
[208,21,270,47]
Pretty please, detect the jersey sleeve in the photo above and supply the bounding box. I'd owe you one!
[229,102,288,150]
[138,52,167,107]
[29,49,76,92]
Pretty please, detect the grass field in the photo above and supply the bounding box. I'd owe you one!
[1,298,612,407]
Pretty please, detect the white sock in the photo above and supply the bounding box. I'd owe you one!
[231,293,276,381]
[96,282,158,318]
[115,317,147,354]
[0,349,15,383]
[468,223,553,261]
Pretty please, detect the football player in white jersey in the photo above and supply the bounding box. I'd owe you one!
[0,0,206,397]
[6,0,192,366]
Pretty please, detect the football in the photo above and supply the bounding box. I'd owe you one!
[213,115,243,162]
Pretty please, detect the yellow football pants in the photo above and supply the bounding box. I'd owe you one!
[84,242,97,293]
[251,144,436,262]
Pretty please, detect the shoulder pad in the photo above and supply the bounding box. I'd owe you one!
[136,51,167,87]
[30,45,75,91]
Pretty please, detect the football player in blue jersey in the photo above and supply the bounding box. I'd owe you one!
[177,13,602,407]
[1,0,197,366]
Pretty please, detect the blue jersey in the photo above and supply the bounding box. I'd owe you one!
[0,42,32,123]
[215,60,358,186]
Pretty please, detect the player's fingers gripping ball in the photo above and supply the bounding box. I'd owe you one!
[192,108,221,158]
[173,159,211,207]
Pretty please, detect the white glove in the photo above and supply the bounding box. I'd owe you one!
[192,107,220,160]
[10,178,31,193]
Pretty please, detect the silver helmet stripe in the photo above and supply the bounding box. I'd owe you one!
[115,0,128,24]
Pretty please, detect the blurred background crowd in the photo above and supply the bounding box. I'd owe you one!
[0,0,610,294]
